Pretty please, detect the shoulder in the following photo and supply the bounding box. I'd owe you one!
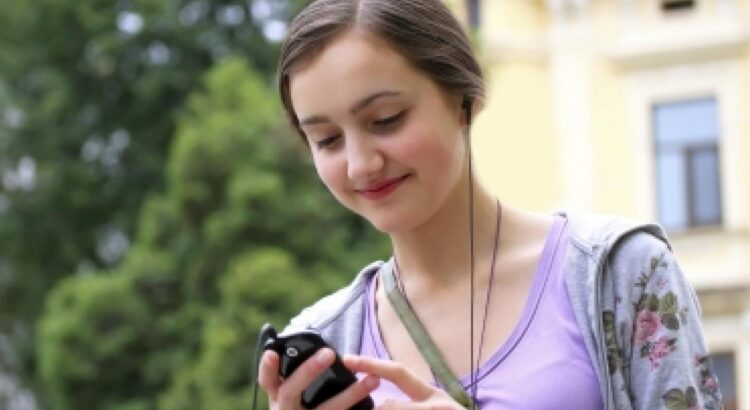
[562,211,674,297]
[559,213,708,409]
[283,260,384,335]
[559,212,672,288]
[562,211,669,256]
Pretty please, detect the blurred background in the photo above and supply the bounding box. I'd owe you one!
[0,0,746,409]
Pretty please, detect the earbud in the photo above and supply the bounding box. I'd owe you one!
[462,96,473,127]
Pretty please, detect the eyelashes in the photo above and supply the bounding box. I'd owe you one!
[316,134,341,149]
[372,111,405,128]
[313,110,408,150]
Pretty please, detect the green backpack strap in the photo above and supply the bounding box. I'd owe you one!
[380,261,477,410]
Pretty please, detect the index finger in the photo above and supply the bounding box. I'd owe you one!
[343,355,433,401]
[258,350,281,402]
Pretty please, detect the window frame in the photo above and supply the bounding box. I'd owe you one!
[661,0,697,13]
[466,0,481,30]
[651,96,724,231]
[711,351,738,410]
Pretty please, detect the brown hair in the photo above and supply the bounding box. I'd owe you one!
[278,0,485,140]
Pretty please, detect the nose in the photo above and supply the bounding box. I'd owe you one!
[346,134,384,181]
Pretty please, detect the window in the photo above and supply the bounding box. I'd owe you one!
[661,0,696,13]
[712,352,738,410]
[652,97,722,230]
[466,0,481,30]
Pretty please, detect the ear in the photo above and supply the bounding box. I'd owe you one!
[460,96,484,129]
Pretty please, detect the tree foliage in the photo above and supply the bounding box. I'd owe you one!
[0,0,306,401]
[37,57,389,409]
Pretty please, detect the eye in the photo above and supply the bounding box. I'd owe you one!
[315,134,341,150]
[372,110,406,129]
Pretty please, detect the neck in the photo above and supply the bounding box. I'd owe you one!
[389,176,500,290]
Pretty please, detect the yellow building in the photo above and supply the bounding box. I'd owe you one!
[449,0,750,408]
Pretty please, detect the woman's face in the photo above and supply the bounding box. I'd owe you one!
[289,29,467,233]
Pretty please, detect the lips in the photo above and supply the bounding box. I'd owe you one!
[357,175,409,200]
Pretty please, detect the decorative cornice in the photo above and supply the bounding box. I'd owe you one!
[605,21,750,70]
[547,0,590,19]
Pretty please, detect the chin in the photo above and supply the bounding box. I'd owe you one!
[369,220,399,234]
[361,211,421,235]
[344,197,428,234]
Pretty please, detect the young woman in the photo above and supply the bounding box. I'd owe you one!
[258,1,723,409]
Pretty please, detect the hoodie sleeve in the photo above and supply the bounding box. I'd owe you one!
[606,234,724,410]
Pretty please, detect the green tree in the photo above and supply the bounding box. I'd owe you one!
[37,57,388,410]
[0,0,307,400]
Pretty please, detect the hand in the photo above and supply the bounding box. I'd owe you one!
[258,348,380,410]
[343,355,465,410]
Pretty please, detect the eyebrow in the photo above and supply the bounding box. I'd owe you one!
[298,90,402,126]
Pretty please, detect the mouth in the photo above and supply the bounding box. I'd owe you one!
[356,175,409,200]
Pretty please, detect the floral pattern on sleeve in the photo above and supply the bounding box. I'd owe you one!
[633,257,682,371]
[602,249,725,410]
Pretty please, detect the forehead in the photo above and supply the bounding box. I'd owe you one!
[289,29,429,117]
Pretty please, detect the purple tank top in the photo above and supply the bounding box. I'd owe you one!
[359,217,603,409]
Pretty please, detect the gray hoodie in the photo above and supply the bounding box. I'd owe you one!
[284,214,723,410]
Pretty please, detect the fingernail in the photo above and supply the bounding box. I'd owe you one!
[316,348,333,364]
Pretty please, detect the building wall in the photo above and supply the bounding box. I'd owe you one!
[466,1,561,211]
[473,61,561,211]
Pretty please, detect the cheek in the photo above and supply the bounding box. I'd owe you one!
[313,156,336,187]
[313,155,348,198]
[395,128,463,177]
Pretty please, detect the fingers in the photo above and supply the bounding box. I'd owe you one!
[377,398,459,410]
[258,350,281,402]
[318,375,380,410]
[343,355,433,401]
[277,348,336,410]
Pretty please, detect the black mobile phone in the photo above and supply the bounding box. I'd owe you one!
[261,324,374,410]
